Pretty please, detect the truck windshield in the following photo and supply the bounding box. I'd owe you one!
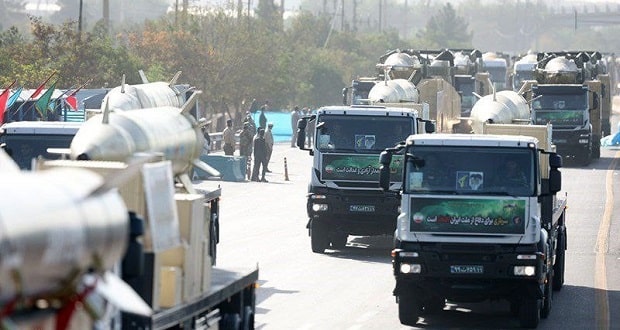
[316,115,413,152]
[1,134,74,170]
[531,93,588,127]
[404,146,535,196]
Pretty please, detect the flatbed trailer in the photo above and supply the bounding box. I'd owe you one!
[125,267,258,329]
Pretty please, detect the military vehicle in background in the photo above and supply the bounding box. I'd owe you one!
[511,52,538,91]
[379,124,567,328]
[295,104,435,254]
[521,51,609,165]
[482,52,511,92]
[343,49,492,133]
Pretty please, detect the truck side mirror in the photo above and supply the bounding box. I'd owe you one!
[342,87,349,105]
[549,169,562,193]
[296,118,307,149]
[549,153,562,169]
[425,121,435,134]
[379,151,392,191]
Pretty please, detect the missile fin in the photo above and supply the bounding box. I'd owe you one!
[120,74,126,94]
[0,148,21,173]
[138,69,149,84]
[193,159,221,178]
[180,90,202,115]
[169,71,182,96]
[96,271,152,317]
[46,148,71,158]
[178,173,197,194]
[101,98,110,124]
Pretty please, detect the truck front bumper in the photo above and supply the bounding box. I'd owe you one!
[307,188,400,236]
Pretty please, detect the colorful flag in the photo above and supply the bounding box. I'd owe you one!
[30,72,56,99]
[35,81,57,119]
[0,80,16,124]
[7,86,23,108]
[66,95,78,110]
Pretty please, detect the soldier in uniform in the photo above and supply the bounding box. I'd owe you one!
[251,128,268,182]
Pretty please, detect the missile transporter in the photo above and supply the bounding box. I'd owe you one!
[522,51,611,165]
[296,105,434,253]
[379,124,567,328]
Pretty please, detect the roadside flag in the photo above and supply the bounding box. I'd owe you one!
[7,86,23,108]
[0,80,17,124]
[30,72,57,99]
[35,81,57,119]
[66,95,78,110]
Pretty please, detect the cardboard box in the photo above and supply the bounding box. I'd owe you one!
[159,266,183,308]
[174,193,206,301]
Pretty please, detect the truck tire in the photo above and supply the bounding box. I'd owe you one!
[220,313,241,330]
[553,231,566,291]
[310,220,329,253]
[242,305,254,330]
[592,138,601,159]
[541,273,553,318]
[518,298,541,329]
[330,232,348,249]
[210,220,218,266]
[398,294,421,327]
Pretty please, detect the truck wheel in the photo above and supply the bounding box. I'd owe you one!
[592,136,600,159]
[220,313,241,330]
[553,233,566,291]
[330,232,348,249]
[541,274,553,318]
[518,298,541,329]
[242,305,254,330]
[398,294,421,326]
[210,220,218,266]
[310,220,329,253]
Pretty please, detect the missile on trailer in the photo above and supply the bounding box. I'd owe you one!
[70,92,220,192]
[101,71,186,112]
[367,78,420,104]
[469,90,530,134]
[0,150,151,317]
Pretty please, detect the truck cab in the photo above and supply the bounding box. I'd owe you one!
[0,121,81,170]
[379,126,566,328]
[296,105,434,253]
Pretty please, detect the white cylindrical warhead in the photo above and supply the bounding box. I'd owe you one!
[0,168,129,303]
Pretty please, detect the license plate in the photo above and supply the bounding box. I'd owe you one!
[349,205,375,212]
[450,265,484,274]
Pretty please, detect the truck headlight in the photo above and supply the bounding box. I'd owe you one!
[312,203,328,211]
[513,265,536,276]
[578,139,589,144]
[400,263,421,274]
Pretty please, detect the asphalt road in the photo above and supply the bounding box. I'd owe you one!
[198,112,620,330]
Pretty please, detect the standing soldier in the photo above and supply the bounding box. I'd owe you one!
[251,127,268,182]
[290,106,301,147]
[222,119,235,156]
[264,122,275,172]
[259,103,268,129]
[239,122,254,179]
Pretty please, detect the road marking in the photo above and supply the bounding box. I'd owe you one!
[594,150,619,330]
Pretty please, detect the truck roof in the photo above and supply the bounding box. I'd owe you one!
[319,105,419,117]
[406,133,538,148]
[1,121,83,135]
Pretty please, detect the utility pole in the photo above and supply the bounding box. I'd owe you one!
[103,0,109,34]
[78,0,83,39]
[378,0,383,32]
[352,0,357,32]
[340,0,344,31]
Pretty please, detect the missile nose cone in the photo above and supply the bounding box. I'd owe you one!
[71,118,135,162]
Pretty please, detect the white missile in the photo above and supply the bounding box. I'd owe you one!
[0,150,151,317]
[70,92,220,192]
[469,90,530,134]
[367,78,420,104]
[101,71,185,112]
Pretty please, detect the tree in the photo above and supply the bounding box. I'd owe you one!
[416,3,473,49]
